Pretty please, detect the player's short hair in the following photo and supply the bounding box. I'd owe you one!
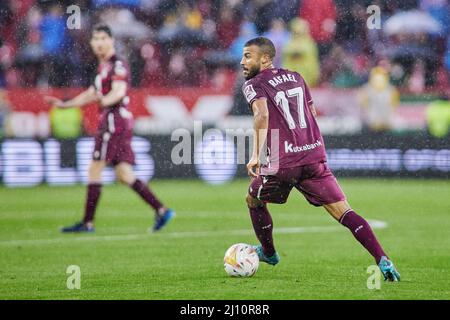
[92,24,113,38]
[244,37,276,60]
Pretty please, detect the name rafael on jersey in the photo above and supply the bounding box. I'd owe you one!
[268,73,297,87]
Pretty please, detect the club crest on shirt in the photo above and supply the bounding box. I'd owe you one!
[244,84,257,102]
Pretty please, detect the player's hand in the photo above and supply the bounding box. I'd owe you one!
[247,156,260,178]
[44,96,64,108]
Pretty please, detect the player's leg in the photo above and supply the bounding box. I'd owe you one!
[323,200,388,264]
[61,160,106,233]
[323,200,400,281]
[110,121,174,231]
[246,194,276,259]
[115,162,174,231]
[246,176,291,265]
[115,162,165,214]
[296,162,400,280]
[84,160,106,225]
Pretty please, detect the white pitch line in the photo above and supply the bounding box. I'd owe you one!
[0,220,387,247]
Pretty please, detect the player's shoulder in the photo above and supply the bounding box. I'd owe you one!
[280,68,305,82]
[242,80,259,103]
[242,71,266,95]
[291,70,309,87]
[110,55,128,76]
[243,73,264,87]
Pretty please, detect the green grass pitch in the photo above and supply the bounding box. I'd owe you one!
[0,178,449,300]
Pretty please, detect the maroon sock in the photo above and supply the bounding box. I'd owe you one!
[249,204,275,257]
[131,179,163,212]
[83,183,102,224]
[340,210,387,264]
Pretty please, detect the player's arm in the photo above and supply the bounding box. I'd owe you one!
[98,80,127,108]
[247,98,269,177]
[310,104,318,118]
[303,78,317,118]
[44,86,99,108]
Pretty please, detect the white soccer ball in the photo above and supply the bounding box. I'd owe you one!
[223,243,259,277]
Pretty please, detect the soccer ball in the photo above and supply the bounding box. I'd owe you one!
[223,243,259,277]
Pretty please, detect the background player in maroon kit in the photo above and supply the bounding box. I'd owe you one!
[45,25,174,233]
[241,37,400,281]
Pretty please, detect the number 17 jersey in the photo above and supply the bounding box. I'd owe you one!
[242,68,327,174]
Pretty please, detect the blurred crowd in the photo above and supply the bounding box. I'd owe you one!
[0,0,448,95]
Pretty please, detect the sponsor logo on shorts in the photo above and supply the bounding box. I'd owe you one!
[285,140,322,153]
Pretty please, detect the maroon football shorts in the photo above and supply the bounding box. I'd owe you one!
[92,111,135,166]
[248,161,346,206]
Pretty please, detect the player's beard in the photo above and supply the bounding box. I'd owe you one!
[244,65,261,80]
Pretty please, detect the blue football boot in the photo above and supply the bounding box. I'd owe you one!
[378,256,401,282]
[152,209,175,232]
[61,222,95,233]
[253,245,280,265]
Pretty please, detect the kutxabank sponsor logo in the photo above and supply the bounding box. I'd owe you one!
[285,140,322,153]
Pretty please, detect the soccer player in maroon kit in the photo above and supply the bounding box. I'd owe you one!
[45,25,174,233]
[241,37,400,281]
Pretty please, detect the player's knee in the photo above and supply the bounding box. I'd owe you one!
[246,194,262,208]
[115,168,127,184]
[88,162,103,182]
[116,166,135,185]
[324,201,351,221]
[115,168,126,184]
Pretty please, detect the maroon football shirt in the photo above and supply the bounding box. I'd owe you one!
[242,68,326,174]
[93,54,133,133]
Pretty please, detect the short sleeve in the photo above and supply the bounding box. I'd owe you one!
[111,60,128,81]
[242,81,266,107]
